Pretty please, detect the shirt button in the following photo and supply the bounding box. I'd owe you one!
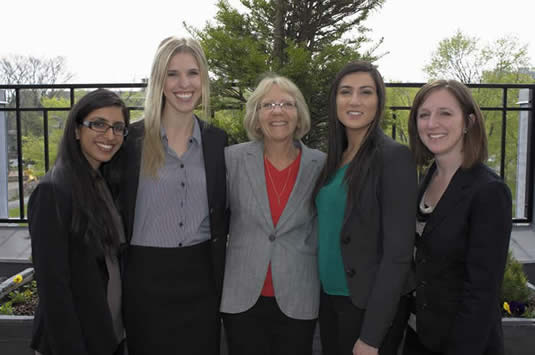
[345,268,356,277]
[179,222,184,227]
[180,164,184,168]
[269,234,276,242]
[181,182,185,187]
[178,243,183,247]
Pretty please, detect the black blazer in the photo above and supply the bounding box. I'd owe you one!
[414,162,512,355]
[110,118,229,295]
[29,163,118,355]
[340,132,417,347]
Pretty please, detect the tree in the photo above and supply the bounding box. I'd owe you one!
[0,55,73,86]
[186,0,385,148]
[424,30,531,84]
[1,55,74,138]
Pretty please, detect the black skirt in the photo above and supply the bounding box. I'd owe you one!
[123,240,220,355]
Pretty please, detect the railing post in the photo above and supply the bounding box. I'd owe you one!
[0,90,8,218]
[516,89,530,219]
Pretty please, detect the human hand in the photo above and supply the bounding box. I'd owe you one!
[353,338,379,355]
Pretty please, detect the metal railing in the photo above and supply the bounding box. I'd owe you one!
[0,82,533,224]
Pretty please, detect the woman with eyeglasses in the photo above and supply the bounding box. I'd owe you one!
[220,74,325,355]
[29,89,129,355]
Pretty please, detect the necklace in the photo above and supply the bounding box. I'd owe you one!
[265,158,292,206]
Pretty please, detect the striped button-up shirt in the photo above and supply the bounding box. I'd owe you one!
[130,118,210,247]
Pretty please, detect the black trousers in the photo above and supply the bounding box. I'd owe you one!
[402,327,443,355]
[123,241,220,355]
[222,296,317,355]
[319,290,411,355]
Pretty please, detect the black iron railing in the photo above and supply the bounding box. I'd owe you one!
[0,82,533,224]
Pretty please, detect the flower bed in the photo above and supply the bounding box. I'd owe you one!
[0,268,35,355]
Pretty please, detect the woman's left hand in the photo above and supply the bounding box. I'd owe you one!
[353,339,379,355]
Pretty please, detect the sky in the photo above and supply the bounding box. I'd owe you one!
[1,0,534,84]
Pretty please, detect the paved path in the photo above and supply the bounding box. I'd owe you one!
[1,225,535,264]
[0,226,31,261]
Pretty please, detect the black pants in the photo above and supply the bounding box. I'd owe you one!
[402,327,443,355]
[123,241,220,355]
[222,296,317,355]
[319,290,411,355]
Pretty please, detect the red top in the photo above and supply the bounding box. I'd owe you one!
[261,150,302,296]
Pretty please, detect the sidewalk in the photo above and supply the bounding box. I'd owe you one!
[0,226,30,262]
[1,225,535,264]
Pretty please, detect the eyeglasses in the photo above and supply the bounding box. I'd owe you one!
[81,120,128,137]
[259,101,296,111]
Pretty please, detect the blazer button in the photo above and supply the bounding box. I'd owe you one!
[210,208,215,214]
[345,268,356,277]
[342,236,351,245]
[269,234,276,242]
[419,281,426,288]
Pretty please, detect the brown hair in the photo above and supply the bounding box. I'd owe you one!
[408,79,488,168]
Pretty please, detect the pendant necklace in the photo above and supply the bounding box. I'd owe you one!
[265,158,292,206]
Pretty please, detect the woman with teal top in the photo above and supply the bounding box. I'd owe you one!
[313,61,417,355]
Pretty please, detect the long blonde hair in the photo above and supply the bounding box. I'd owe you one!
[142,36,210,176]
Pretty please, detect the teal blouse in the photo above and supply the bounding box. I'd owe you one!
[315,165,350,296]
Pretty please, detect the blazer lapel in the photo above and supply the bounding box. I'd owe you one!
[276,143,318,230]
[422,165,474,237]
[121,123,143,242]
[244,141,275,229]
[200,119,217,210]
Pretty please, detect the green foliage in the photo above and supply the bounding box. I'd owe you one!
[424,30,531,84]
[186,0,385,149]
[502,251,531,304]
[0,302,13,315]
[0,281,37,315]
[212,109,248,145]
[384,85,420,145]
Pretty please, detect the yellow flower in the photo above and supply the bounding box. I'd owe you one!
[503,302,512,315]
[12,274,23,284]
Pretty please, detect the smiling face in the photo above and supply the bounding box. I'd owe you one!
[336,72,378,139]
[76,106,125,170]
[416,88,467,162]
[257,84,298,144]
[162,51,202,117]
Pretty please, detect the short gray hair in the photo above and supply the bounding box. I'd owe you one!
[243,74,311,141]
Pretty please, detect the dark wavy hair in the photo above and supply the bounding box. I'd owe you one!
[313,61,386,210]
[57,88,130,253]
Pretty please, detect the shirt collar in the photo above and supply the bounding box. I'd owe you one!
[160,116,202,146]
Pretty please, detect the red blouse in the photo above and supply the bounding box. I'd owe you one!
[261,150,302,296]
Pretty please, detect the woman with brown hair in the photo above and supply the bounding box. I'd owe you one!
[404,80,512,355]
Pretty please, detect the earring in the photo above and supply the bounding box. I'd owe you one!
[463,128,468,134]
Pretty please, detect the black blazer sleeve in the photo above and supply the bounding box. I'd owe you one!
[445,180,512,355]
[29,180,89,355]
[360,143,417,346]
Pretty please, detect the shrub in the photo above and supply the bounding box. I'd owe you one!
[502,251,530,304]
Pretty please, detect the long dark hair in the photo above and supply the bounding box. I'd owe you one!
[57,88,130,253]
[313,61,386,211]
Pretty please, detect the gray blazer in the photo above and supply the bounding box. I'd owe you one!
[220,141,326,320]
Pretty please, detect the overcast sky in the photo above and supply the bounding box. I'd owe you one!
[1,0,534,84]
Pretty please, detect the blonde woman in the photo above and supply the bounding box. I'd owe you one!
[221,74,325,355]
[110,37,228,355]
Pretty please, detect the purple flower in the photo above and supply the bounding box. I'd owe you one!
[509,301,526,316]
